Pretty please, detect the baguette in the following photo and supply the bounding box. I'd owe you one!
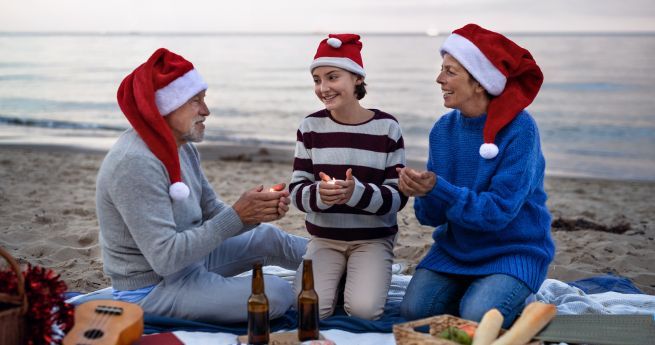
[490,302,556,345]
[472,308,504,345]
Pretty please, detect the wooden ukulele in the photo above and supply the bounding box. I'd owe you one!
[63,299,144,345]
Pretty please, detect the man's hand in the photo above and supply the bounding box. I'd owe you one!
[232,184,290,225]
[318,172,345,206]
[333,168,355,204]
[396,167,437,197]
[269,183,291,218]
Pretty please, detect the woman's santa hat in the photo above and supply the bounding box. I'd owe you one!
[117,48,207,200]
[310,33,365,77]
[440,24,544,159]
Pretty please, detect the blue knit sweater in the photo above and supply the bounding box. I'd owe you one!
[415,109,555,292]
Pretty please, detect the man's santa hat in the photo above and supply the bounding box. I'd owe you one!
[440,24,544,159]
[310,33,365,77]
[117,48,207,200]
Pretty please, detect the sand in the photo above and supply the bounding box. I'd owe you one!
[1,144,654,294]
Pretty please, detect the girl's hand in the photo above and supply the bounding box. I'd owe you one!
[318,172,345,205]
[334,168,355,204]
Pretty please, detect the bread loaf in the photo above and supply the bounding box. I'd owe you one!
[490,302,556,345]
[472,308,504,345]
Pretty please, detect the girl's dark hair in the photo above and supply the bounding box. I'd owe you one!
[355,81,367,100]
[355,74,366,100]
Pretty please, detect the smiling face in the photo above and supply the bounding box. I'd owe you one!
[164,90,210,146]
[312,66,363,112]
[436,53,488,115]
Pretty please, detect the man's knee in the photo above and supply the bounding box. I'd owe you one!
[264,276,295,318]
[253,223,284,241]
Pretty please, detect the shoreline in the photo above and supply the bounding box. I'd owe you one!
[2,140,654,184]
[1,144,654,294]
[1,124,655,183]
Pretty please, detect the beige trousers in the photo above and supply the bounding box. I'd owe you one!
[294,235,395,320]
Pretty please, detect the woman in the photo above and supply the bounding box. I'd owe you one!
[397,24,555,328]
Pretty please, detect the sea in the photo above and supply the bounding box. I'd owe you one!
[1,33,654,181]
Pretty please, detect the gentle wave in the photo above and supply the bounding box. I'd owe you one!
[542,82,635,92]
[0,97,116,112]
[0,115,126,131]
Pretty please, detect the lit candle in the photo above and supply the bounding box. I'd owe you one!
[327,178,336,185]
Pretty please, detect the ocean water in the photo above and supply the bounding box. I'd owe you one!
[1,33,654,181]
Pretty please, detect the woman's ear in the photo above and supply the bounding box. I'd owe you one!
[473,80,486,94]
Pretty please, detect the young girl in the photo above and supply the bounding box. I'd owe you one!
[289,34,408,320]
[398,24,555,328]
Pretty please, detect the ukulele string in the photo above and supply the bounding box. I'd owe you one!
[93,305,119,341]
[77,304,114,344]
[83,307,110,344]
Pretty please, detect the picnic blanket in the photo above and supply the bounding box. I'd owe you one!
[66,269,655,345]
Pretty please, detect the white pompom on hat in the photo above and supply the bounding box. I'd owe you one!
[440,24,544,159]
[310,33,366,77]
[117,48,207,200]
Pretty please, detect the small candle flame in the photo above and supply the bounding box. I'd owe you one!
[327,178,336,185]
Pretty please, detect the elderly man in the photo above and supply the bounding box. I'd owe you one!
[96,48,307,324]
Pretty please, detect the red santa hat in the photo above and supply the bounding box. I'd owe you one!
[440,24,544,159]
[117,48,207,200]
[310,33,366,77]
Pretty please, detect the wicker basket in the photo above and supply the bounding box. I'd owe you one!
[0,247,28,345]
[393,314,541,345]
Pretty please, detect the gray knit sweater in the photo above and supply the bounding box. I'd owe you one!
[96,129,248,290]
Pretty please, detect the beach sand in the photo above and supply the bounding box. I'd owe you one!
[1,144,654,294]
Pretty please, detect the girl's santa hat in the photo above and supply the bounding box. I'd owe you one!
[310,33,365,77]
[117,48,207,200]
[441,24,544,159]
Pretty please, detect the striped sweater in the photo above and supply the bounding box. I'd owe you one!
[290,109,408,241]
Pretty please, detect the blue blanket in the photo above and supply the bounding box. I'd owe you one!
[66,273,645,335]
[568,273,644,295]
[142,301,405,335]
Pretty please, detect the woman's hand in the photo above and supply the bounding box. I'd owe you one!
[396,167,437,197]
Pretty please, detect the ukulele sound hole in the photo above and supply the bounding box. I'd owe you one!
[83,329,104,339]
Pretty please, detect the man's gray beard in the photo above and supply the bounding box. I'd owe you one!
[182,129,204,143]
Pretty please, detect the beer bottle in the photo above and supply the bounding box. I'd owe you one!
[297,259,319,341]
[248,263,269,345]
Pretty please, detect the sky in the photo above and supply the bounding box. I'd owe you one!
[1,0,654,34]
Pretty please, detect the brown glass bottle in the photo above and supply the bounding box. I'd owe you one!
[297,259,319,341]
[248,263,269,345]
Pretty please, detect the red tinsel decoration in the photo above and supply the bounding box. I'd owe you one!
[0,263,75,345]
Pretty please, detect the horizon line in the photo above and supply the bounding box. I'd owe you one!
[1,30,655,37]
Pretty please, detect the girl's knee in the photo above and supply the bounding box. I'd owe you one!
[346,298,384,320]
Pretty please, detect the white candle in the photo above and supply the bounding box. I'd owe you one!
[327,178,336,185]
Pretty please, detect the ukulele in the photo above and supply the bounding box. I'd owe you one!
[63,299,144,345]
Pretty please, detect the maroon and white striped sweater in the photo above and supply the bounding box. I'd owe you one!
[290,109,408,241]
